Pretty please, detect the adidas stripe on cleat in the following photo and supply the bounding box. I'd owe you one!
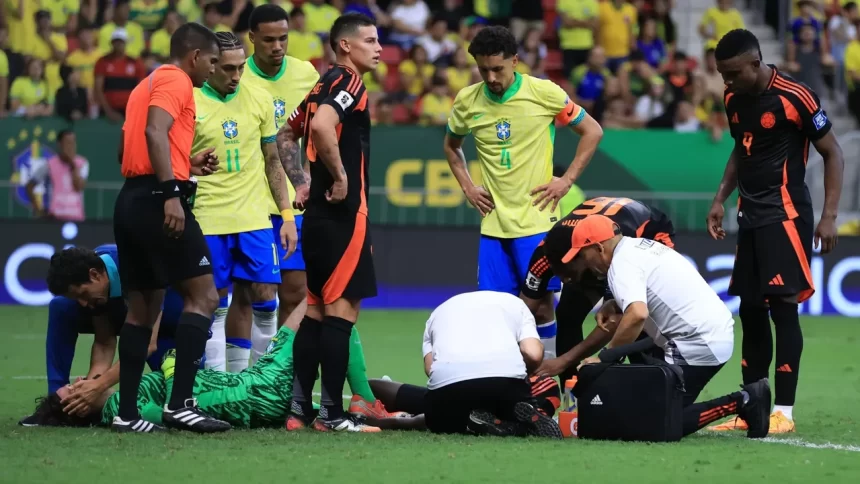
[111,417,165,433]
[162,398,231,433]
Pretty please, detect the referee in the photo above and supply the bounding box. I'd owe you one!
[111,23,230,433]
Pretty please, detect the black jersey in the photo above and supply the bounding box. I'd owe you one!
[522,197,676,299]
[288,64,370,220]
[725,67,831,229]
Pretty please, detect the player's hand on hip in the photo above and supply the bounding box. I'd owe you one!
[326,178,348,203]
[815,217,838,254]
[706,201,726,240]
[293,184,309,210]
[464,185,494,217]
[190,147,219,176]
[280,219,298,260]
[530,177,572,212]
[163,198,185,238]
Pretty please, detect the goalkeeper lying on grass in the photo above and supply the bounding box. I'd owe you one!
[24,326,412,431]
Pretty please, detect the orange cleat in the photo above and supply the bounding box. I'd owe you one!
[707,416,749,431]
[768,411,796,434]
[348,395,411,419]
[284,414,307,431]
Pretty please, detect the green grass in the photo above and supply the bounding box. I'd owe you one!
[1,306,859,483]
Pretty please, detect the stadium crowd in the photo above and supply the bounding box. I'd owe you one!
[0,0,849,133]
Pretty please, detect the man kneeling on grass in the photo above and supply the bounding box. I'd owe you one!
[23,325,410,431]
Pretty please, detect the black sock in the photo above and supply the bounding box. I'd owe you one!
[739,302,772,385]
[292,316,323,416]
[319,316,353,420]
[682,392,745,436]
[118,323,152,421]
[168,312,210,410]
[554,289,588,383]
[770,300,803,406]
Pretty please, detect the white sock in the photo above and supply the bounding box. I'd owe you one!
[226,338,251,373]
[537,320,557,360]
[773,405,793,420]
[251,303,278,364]
[204,305,227,371]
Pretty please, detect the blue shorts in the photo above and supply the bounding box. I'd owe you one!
[205,229,281,289]
[272,214,305,271]
[478,233,561,295]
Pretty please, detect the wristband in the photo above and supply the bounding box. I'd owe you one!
[159,180,181,200]
[280,209,295,222]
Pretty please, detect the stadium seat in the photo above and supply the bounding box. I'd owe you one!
[542,0,557,11]
[383,69,401,92]
[545,49,563,73]
[380,46,404,66]
[67,35,79,52]
[392,104,412,124]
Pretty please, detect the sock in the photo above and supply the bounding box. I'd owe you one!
[226,338,251,373]
[773,404,793,420]
[770,300,803,407]
[117,323,153,421]
[168,312,211,410]
[292,316,323,416]
[537,320,557,360]
[346,327,376,401]
[251,299,278,364]
[682,392,745,436]
[204,296,229,371]
[738,302,773,385]
[529,375,561,416]
[319,316,353,420]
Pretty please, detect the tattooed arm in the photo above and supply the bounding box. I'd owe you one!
[262,141,292,212]
[276,122,308,189]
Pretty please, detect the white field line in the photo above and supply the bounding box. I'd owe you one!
[707,431,860,453]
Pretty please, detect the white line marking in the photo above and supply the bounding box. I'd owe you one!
[707,431,860,453]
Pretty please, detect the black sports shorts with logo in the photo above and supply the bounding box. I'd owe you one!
[728,216,815,303]
[113,175,213,291]
[302,214,377,305]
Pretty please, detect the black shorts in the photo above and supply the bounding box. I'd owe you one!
[302,214,377,305]
[113,176,213,291]
[424,377,532,434]
[727,218,814,303]
[680,364,724,407]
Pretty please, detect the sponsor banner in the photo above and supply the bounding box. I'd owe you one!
[2,221,859,315]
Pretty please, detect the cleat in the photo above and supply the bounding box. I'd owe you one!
[738,378,771,439]
[285,413,309,431]
[768,411,796,434]
[707,416,749,431]
[514,402,563,440]
[162,398,231,434]
[111,416,165,433]
[313,414,381,433]
[348,395,411,419]
[18,413,41,427]
[467,410,526,437]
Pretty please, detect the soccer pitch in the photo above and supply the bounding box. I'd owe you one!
[1,306,859,483]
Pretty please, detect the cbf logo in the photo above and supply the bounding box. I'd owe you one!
[496,118,511,141]
[265,337,277,355]
[222,119,239,139]
[8,125,57,211]
[274,98,286,120]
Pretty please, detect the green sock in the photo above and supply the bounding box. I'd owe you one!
[346,327,376,401]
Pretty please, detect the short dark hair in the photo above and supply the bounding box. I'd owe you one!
[847,2,858,12]
[25,393,103,427]
[467,25,517,59]
[249,3,289,32]
[170,22,219,60]
[329,13,376,51]
[57,129,74,142]
[46,247,105,295]
[203,3,220,15]
[673,50,687,62]
[714,29,761,62]
[215,31,243,51]
[290,7,305,18]
[704,47,716,57]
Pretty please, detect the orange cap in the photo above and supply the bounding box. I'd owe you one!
[559,214,619,263]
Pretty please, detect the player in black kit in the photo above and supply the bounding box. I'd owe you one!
[520,197,676,383]
[706,29,844,434]
[283,13,382,433]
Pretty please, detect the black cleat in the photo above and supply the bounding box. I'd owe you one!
[111,417,165,433]
[467,410,526,437]
[738,378,771,439]
[18,413,40,427]
[162,398,231,433]
[514,402,563,440]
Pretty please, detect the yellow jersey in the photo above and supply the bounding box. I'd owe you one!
[699,7,745,49]
[149,28,171,59]
[445,66,472,95]
[4,0,39,53]
[303,2,340,36]
[399,60,435,96]
[363,61,388,92]
[597,1,638,58]
[242,54,319,215]
[418,92,453,126]
[10,77,52,106]
[192,82,278,235]
[129,0,169,31]
[26,33,67,98]
[45,0,78,29]
[99,22,146,57]
[845,40,860,90]
[557,0,599,50]
[447,73,585,238]
[287,30,324,61]
[65,48,101,90]
[0,50,8,77]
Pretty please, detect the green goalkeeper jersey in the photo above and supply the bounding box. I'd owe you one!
[102,327,295,428]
